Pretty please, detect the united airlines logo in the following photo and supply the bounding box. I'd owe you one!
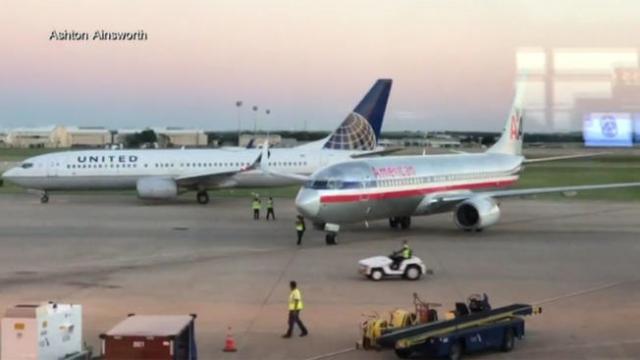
[600,115,618,138]
[77,155,138,163]
[323,112,376,150]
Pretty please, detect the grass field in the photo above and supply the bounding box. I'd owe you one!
[516,157,640,201]
[1,149,639,201]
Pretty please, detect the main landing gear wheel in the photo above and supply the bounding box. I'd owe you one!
[389,217,411,230]
[400,216,411,230]
[40,193,49,204]
[196,191,209,205]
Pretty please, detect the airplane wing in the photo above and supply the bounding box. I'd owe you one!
[174,153,262,187]
[448,149,470,155]
[255,138,312,183]
[435,182,640,203]
[350,147,403,158]
[174,169,245,188]
[523,152,609,164]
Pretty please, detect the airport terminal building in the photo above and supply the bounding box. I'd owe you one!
[1,126,208,148]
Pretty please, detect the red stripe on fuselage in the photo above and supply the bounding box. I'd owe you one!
[319,179,517,204]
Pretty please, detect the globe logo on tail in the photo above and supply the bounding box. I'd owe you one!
[323,112,377,150]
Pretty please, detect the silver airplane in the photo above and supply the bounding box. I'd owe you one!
[292,88,640,242]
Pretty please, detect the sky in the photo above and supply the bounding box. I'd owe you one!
[1,0,639,132]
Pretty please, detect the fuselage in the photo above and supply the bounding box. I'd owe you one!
[296,153,523,224]
[2,148,359,191]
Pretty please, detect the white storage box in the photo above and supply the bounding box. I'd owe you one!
[1,302,82,360]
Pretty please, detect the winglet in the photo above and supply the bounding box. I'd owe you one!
[259,138,270,172]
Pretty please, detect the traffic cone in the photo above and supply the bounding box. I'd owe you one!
[223,326,238,352]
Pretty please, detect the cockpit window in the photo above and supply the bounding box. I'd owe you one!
[306,180,328,189]
[20,163,34,169]
[304,179,366,190]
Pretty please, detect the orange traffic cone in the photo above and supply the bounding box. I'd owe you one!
[223,326,238,352]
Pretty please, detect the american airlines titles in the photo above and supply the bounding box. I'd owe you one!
[372,165,416,178]
[77,155,138,163]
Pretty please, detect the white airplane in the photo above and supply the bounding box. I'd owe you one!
[292,86,640,242]
[2,79,393,204]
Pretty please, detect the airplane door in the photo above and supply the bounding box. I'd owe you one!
[46,160,58,177]
[359,177,372,217]
[359,181,369,202]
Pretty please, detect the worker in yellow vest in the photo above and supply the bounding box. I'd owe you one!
[295,215,306,245]
[252,196,261,220]
[391,240,412,269]
[282,280,308,338]
[266,196,275,221]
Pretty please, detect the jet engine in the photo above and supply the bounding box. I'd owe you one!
[136,177,178,199]
[453,196,500,230]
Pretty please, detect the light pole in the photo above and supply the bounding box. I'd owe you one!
[265,109,271,146]
[236,100,243,146]
[252,105,259,135]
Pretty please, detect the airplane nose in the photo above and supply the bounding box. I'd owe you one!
[1,167,16,180]
[295,188,320,218]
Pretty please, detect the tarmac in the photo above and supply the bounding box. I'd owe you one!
[0,193,639,359]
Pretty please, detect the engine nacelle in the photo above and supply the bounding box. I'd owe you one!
[454,197,500,230]
[136,177,178,199]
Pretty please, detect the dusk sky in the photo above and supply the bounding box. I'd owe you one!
[1,0,639,132]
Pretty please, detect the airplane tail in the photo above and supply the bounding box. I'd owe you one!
[487,81,525,156]
[321,79,392,150]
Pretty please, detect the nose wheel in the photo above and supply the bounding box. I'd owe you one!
[325,233,337,245]
[196,191,209,204]
[324,223,340,245]
[40,193,49,204]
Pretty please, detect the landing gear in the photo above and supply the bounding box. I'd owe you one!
[40,192,49,204]
[324,223,340,246]
[196,191,209,205]
[389,217,411,230]
[325,233,337,245]
[313,222,326,231]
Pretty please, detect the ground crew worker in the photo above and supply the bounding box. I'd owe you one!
[282,280,308,338]
[391,240,412,269]
[252,196,261,220]
[402,240,412,259]
[295,215,306,245]
[266,196,275,220]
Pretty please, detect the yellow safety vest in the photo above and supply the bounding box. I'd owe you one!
[402,246,412,259]
[289,289,304,310]
[267,200,274,209]
[296,221,304,231]
[252,200,261,210]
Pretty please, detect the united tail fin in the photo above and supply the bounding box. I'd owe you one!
[322,79,392,150]
[487,81,525,156]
